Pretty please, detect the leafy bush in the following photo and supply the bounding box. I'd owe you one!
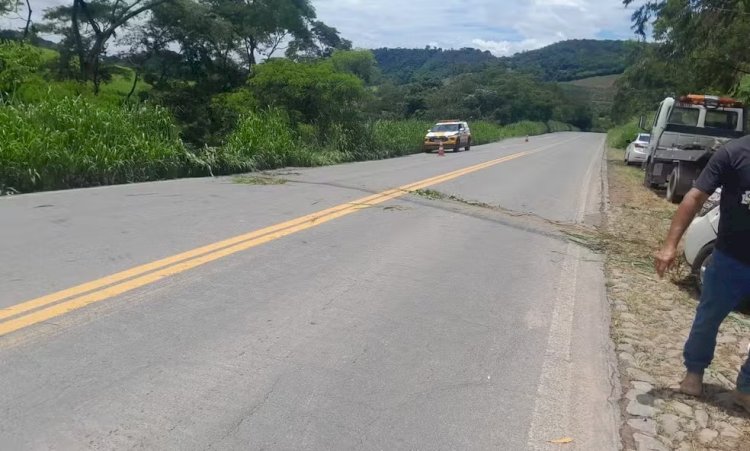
[216,108,343,172]
[0,41,43,100]
[0,97,186,193]
[247,59,367,130]
[607,119,640,149]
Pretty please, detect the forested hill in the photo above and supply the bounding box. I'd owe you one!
[371,47,497,84]
[505,39,634,82]
[373,39,633,84]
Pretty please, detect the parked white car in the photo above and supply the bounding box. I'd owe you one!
[624,133,651,165]
[684,188,721,289]
[684,188,750,311]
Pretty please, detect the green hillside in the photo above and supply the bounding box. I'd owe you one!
[373,40,633,85]
[560,74,621,114]
[505,40,633,82]
[371,47,497,84]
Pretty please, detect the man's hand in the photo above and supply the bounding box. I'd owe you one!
[655,188,710,279]
[654,246,677,278]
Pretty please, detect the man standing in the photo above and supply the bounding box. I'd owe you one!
[654,136,750,411]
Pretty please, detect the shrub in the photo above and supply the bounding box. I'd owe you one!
[607,119,640,149]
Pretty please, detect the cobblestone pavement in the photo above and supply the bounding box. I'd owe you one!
[604,149,750,451]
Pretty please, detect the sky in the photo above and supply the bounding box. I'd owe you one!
[312,0,638,55]
[5,0,639,56]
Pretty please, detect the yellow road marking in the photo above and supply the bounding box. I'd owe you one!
[0,139,572,337]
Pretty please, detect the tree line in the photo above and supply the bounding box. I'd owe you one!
[614,0,750,121]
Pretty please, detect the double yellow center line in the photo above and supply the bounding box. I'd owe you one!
[0,140,568,337]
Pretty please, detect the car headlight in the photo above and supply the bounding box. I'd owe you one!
[698,189,721,217]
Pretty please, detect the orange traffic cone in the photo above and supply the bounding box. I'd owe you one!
[438,141,445,157]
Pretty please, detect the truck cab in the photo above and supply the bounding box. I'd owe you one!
[641,94,746,202]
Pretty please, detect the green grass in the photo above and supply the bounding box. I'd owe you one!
[0,96,188,193]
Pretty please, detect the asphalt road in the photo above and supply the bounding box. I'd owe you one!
[0,132,620,450]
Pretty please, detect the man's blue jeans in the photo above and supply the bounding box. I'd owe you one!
[684,249,750,393]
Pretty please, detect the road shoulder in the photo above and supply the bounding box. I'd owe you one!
[603,148,750,450]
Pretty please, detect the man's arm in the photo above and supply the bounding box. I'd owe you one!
[654,188,710,278]
[654,145,731,278]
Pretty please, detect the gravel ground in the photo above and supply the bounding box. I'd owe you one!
[603,149,750,451]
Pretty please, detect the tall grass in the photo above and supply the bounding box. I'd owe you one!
[1,101,578,194]
[212,109,345,173]
[607,119,640,149]
[366,119,431,158]
[0,97,186,193]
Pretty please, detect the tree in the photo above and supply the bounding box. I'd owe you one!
[220,0,318,67]
[622,0,750,94]
[0,0,34,39]
[42,0,172,91]
[247,58,366,130]
[329,50,379,84]
[286,20,351,61]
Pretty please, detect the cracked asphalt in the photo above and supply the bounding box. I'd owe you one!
[0,133,620,450]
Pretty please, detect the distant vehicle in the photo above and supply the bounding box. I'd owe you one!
[624,133,651,165]
[423,120,471,153]
[639,94,747,203]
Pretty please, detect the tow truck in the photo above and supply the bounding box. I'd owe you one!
[639,94,747,203]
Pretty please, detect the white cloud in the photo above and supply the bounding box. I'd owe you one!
[471,38,544,57]
[313,0,637,55]
[2,0,638,57]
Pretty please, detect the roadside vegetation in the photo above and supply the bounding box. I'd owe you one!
[0,0,604,194]
[606,119,640,150]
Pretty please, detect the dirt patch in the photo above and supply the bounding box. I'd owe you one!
[603,148,750,450]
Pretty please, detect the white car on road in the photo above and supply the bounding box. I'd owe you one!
[624,133,651,165]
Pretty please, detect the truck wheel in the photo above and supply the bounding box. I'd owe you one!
[666,163,699,204]
[465,139,471,151]
[454,140,461,152]
[666,167,684,203]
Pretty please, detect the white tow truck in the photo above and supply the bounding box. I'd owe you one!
[639,94,747,203]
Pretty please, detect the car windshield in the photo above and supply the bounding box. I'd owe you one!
[431,124,460,132]
[637,134,651,142]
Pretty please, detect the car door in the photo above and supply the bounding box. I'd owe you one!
[459,123,468,145]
